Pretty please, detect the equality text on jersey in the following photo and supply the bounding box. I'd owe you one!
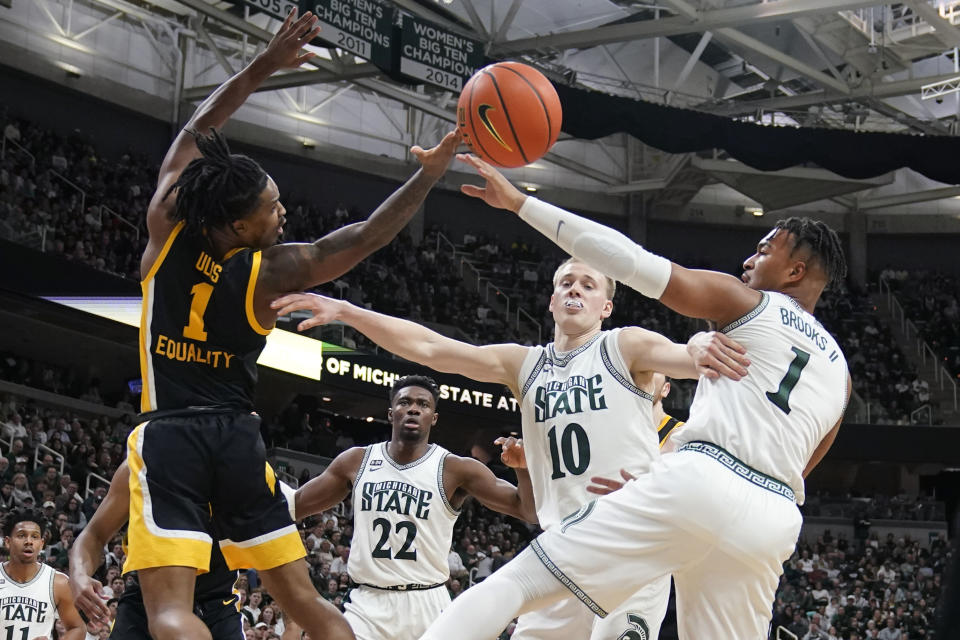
[0,596,49,623]
[360,480,433,519]
[534,374,607,423]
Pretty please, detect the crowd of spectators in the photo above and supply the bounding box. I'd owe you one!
[770,528,950,639]
[815,285,930,424]
[881,269,960,383]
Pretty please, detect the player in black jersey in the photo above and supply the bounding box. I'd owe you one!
[130,8,458,640]
[69,462,242,640]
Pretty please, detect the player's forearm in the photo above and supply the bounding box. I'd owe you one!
[336,301,460,370]
[517,197,672,298]
[67,534,105,582]
[61,623,86,640]
[185,55,277,133]
[514,468,538,524]
[328,168,439,252]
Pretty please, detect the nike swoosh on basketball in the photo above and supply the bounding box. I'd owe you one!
[477,104,513,152]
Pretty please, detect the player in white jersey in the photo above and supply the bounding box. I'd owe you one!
[272,262,748,640]
[285,375,537,640]
[413,154,851,640]
[0,510,85,640]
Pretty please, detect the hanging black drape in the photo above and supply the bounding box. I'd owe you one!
[555,83,960,184]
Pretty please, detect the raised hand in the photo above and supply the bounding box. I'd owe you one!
[412,131,461,179]
[261,8,321,71]
[495,436,527,470]
[586,469,636,496]
[687,330,750,381]
[271,293,343,331]
[457,153,528,213]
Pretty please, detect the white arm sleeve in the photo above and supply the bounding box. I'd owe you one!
[517,197,672,299]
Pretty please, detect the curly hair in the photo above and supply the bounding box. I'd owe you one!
[390,375,441,406]
[775,217,847,290]
[163,128,268,236]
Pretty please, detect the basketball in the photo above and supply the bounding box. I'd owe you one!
[457,61,562,168]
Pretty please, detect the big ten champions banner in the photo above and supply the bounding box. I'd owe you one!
[299,0,393,71]
[399,11,484,91]
[320,346,519,421]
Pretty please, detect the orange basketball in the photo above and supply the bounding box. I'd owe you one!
[457,62,562,168]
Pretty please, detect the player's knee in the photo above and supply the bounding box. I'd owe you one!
[147,610,210,640]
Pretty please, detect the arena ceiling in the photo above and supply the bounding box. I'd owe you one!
[5,0,960,215]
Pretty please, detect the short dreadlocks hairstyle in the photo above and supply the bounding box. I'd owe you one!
[163,128,268,236]
[4,509,44,537]
[775,217,847,290]
[390,375,440,407]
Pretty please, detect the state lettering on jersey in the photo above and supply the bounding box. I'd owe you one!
[533,374,607,423]
[0,596,48,623]
[154,334,237,369]
[360,480,432,520]
[778,307,829,352]
[195,252,222,283]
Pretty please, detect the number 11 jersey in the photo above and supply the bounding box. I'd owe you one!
[517,329,660,531]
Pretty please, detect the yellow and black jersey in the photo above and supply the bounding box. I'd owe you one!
[657,415,684,448]
[139,222,270,414]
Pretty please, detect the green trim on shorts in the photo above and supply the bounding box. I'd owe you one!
[530,539,608,618]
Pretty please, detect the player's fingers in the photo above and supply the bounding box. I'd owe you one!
[493,437,506,445]
[298,317,327,331]
[711,353,746,379]
[271,293,306,308]
[281,7,297,30]
[716,332,748,353]
[588,476,620,489]
[619,469,636,482]
[298,24,321,44]
[294,51,317,65]
[699,365,719,380]
[460,184,485,199]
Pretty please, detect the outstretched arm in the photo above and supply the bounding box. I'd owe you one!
[293,448,364,519]
[54,574,87,640]
[259,131,460,294]
[147,9,320,243]
[619,328,750,382]
[445,439,537,524]
[69,462,131,624]
[457,154,760,327]
[271,293,528,389]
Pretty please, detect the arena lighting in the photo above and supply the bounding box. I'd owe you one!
[286,111,327,126]
[46,33,95,55]
[322,396,332,402]
[54,61,84,78]
[366,416,375,422]
[524,185,538,193]
[42,297,326,380]
[746,206,764,217]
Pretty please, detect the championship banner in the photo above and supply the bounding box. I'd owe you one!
[399,11,484,91]
[301,0,394,71]
[239,0,299,21]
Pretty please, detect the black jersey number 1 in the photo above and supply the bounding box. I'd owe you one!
[4,626,28,640]
[183,282,214,342]
[766,346,811,414]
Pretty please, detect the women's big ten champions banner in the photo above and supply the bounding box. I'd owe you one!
[241,0,483,93]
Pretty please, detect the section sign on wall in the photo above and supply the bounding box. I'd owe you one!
[302,0,393,70]
[399,12,484,91]
[241,0,300,21]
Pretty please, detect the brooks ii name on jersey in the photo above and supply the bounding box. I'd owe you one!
[673,291,848,504]
[517,329,660,530]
